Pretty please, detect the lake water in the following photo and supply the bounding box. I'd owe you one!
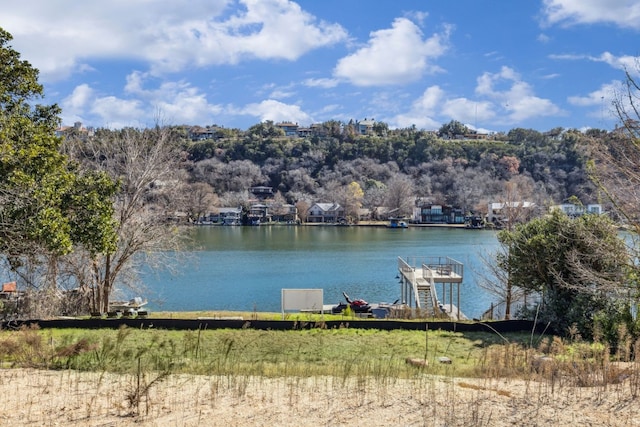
[141,225,501,318]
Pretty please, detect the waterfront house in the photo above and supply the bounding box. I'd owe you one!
[248,203,269,225]
[550,202,603,217]
[417,204,465,224]
[307,203,345,223]
[487,201,536,226]
[269,203,298,223]
[213,207,242,225]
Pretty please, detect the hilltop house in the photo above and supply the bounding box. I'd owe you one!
[275,122,299,137]
[249,186,274,200]
[55,121,94,139]
[188,125,223,141]
[356,118,376,135]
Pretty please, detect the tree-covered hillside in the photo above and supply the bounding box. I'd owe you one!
[173,120,596,218]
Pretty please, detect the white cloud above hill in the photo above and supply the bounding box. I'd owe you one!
[333,18,450,86]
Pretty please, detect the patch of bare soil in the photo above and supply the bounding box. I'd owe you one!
[1,368,639,426]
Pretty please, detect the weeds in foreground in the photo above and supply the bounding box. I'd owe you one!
[1,322,640,425]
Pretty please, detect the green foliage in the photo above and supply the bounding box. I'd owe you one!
[499,210,637,343]
[181,118,591,208]
[438,120,470,138]
[0,27,117,272]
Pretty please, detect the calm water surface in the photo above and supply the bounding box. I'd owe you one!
[141,226,500,318]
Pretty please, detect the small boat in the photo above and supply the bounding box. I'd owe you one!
[464,215,484,229]
[387,217,408,228]
[109,297,148,315]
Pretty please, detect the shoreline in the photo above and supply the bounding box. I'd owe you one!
[192,220,472,228]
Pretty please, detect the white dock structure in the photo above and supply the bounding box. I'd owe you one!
[397,256,466,320]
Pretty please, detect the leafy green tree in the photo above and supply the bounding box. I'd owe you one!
[372,121,389,137]
[498,210,636,343]
[246,120,285,139]
[0,27,117,306]
[437,120,469,138]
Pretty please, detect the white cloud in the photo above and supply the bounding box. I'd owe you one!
[551,52,640,75]
[475,66,563,123]
[303,78,340,89]
[239,99,312,124]
[269,89,296,99]
[60,73,224,127]
[121,72,224,124]
[542,0,640,29]
[3,0,348,81]
[594,52,640,74]
[154,86,224,124]
[567,80,622,107]
[390,86,445,129]
[442,98,495,125]
[60,84,95,125]
[537,33,551,43]
[541,73,561,79]
[62,84,94,111]
[567,81,623,128]
[333,18,450,86]
[90,97,146,129]
[390,84,496,130]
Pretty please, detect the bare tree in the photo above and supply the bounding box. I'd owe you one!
[384,175,415,217]
[68,126,189,313]
[476,244,528,320]
[588,67,640,235]
[295,199,310,223]
[183,182,218,222]
[481,178,538,319]
[336,181,364,223]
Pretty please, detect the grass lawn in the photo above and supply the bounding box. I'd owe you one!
[0,323,536,379]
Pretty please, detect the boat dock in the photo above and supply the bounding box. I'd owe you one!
[397,256,466,320]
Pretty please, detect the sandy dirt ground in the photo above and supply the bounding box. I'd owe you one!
[1,368,639,426]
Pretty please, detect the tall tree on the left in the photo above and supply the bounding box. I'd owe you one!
[0,28,117,316]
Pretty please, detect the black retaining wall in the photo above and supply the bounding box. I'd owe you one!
[0,318,555,335]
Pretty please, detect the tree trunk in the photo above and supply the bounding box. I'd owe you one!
[101,253,112,313]
[91,258,100,313]
[505,278,512,320]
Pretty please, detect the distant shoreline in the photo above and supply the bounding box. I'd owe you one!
[193,221,471,229]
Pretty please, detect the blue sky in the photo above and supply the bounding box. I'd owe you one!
[3,0,639,132]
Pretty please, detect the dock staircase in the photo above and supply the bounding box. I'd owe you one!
[397,256,464,319]
[416,275,438,316]
[400,262,442,317]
